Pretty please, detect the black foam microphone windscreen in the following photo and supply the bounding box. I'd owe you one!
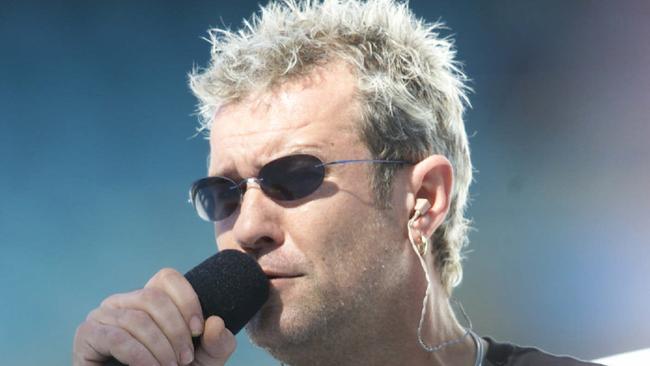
[184,249,270,334]
[105,249,269,366]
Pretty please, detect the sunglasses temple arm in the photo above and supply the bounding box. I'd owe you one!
[320,159,409,167]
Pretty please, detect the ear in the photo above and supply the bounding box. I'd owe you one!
[408,155,453,238]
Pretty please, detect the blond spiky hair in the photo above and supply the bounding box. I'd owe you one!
[190,0,473,294]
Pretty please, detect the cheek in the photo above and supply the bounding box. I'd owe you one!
[213,222,236,250]
[294,200,375,276]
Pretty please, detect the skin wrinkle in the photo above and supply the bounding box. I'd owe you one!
[208,141,327,178]
[209,67,360,179]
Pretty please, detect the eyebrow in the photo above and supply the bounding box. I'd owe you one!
[206,142,327,178]
[275,142,325,159]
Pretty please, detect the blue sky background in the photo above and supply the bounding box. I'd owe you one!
[1,1,649,365]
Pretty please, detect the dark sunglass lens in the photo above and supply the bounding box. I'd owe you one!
[259,154,325,200]
[192,177,240,221]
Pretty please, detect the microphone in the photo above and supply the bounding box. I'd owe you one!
[105,249,270,366]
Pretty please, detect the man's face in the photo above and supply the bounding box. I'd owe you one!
[208,62,413,356]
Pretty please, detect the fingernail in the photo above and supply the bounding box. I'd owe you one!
[180,347,194,365]
[190,315,203,336]
[169,362,179,366]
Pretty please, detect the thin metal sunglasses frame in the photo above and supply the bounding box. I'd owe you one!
[188,156,412,204]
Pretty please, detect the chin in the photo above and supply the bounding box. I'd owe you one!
[245,296,327,356]
[246,299,360,366]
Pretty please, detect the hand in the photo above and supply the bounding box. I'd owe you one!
[73,268,237,366]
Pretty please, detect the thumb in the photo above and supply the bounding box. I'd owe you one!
[192,316,237,366]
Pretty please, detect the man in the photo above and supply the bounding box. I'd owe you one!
[73,0,602,365]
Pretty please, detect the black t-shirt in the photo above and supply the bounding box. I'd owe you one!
[483,337,604,366]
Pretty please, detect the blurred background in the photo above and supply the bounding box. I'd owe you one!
[1,0,649,364]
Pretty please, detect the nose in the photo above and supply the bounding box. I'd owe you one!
[231,181,284,256]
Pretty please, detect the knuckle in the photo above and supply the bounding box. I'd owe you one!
[156,267,181,282]
[100,293,121,308]
[139,286,165,303]
[131,309,152,326]
[86,308,101,321]
[74,320,92,340]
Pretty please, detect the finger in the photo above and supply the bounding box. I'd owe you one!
[146,268,204,337]
[73,320,107,366]
[193,316,236,366]
[102,289,195,365]
[88,307,178,366]
[74,319,160,366]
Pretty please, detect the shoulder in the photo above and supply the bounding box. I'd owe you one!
[483,337,604,366]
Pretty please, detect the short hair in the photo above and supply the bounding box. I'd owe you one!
[189,0,473,294]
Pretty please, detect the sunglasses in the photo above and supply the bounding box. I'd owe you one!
[189,154,409,221]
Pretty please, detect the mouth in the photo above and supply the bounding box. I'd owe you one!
[263,270,304,281]
[265,273,303,280]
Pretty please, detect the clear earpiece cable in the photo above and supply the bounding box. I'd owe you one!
[407,217,474,353]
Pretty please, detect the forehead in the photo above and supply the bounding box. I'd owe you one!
[208,62,366,176]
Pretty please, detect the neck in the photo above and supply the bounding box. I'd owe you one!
[411,294,481,366]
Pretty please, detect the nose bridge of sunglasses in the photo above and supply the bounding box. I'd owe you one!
[239,177,264,191]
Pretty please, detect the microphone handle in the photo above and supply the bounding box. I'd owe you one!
[104,336,201,366]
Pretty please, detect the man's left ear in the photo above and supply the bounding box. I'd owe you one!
[409,155,453,238]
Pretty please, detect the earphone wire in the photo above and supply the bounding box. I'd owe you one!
[408,214,475,354]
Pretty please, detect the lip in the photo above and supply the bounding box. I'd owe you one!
[262,268,304,281]
[267,275,302,293]
[263,271,304,280]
